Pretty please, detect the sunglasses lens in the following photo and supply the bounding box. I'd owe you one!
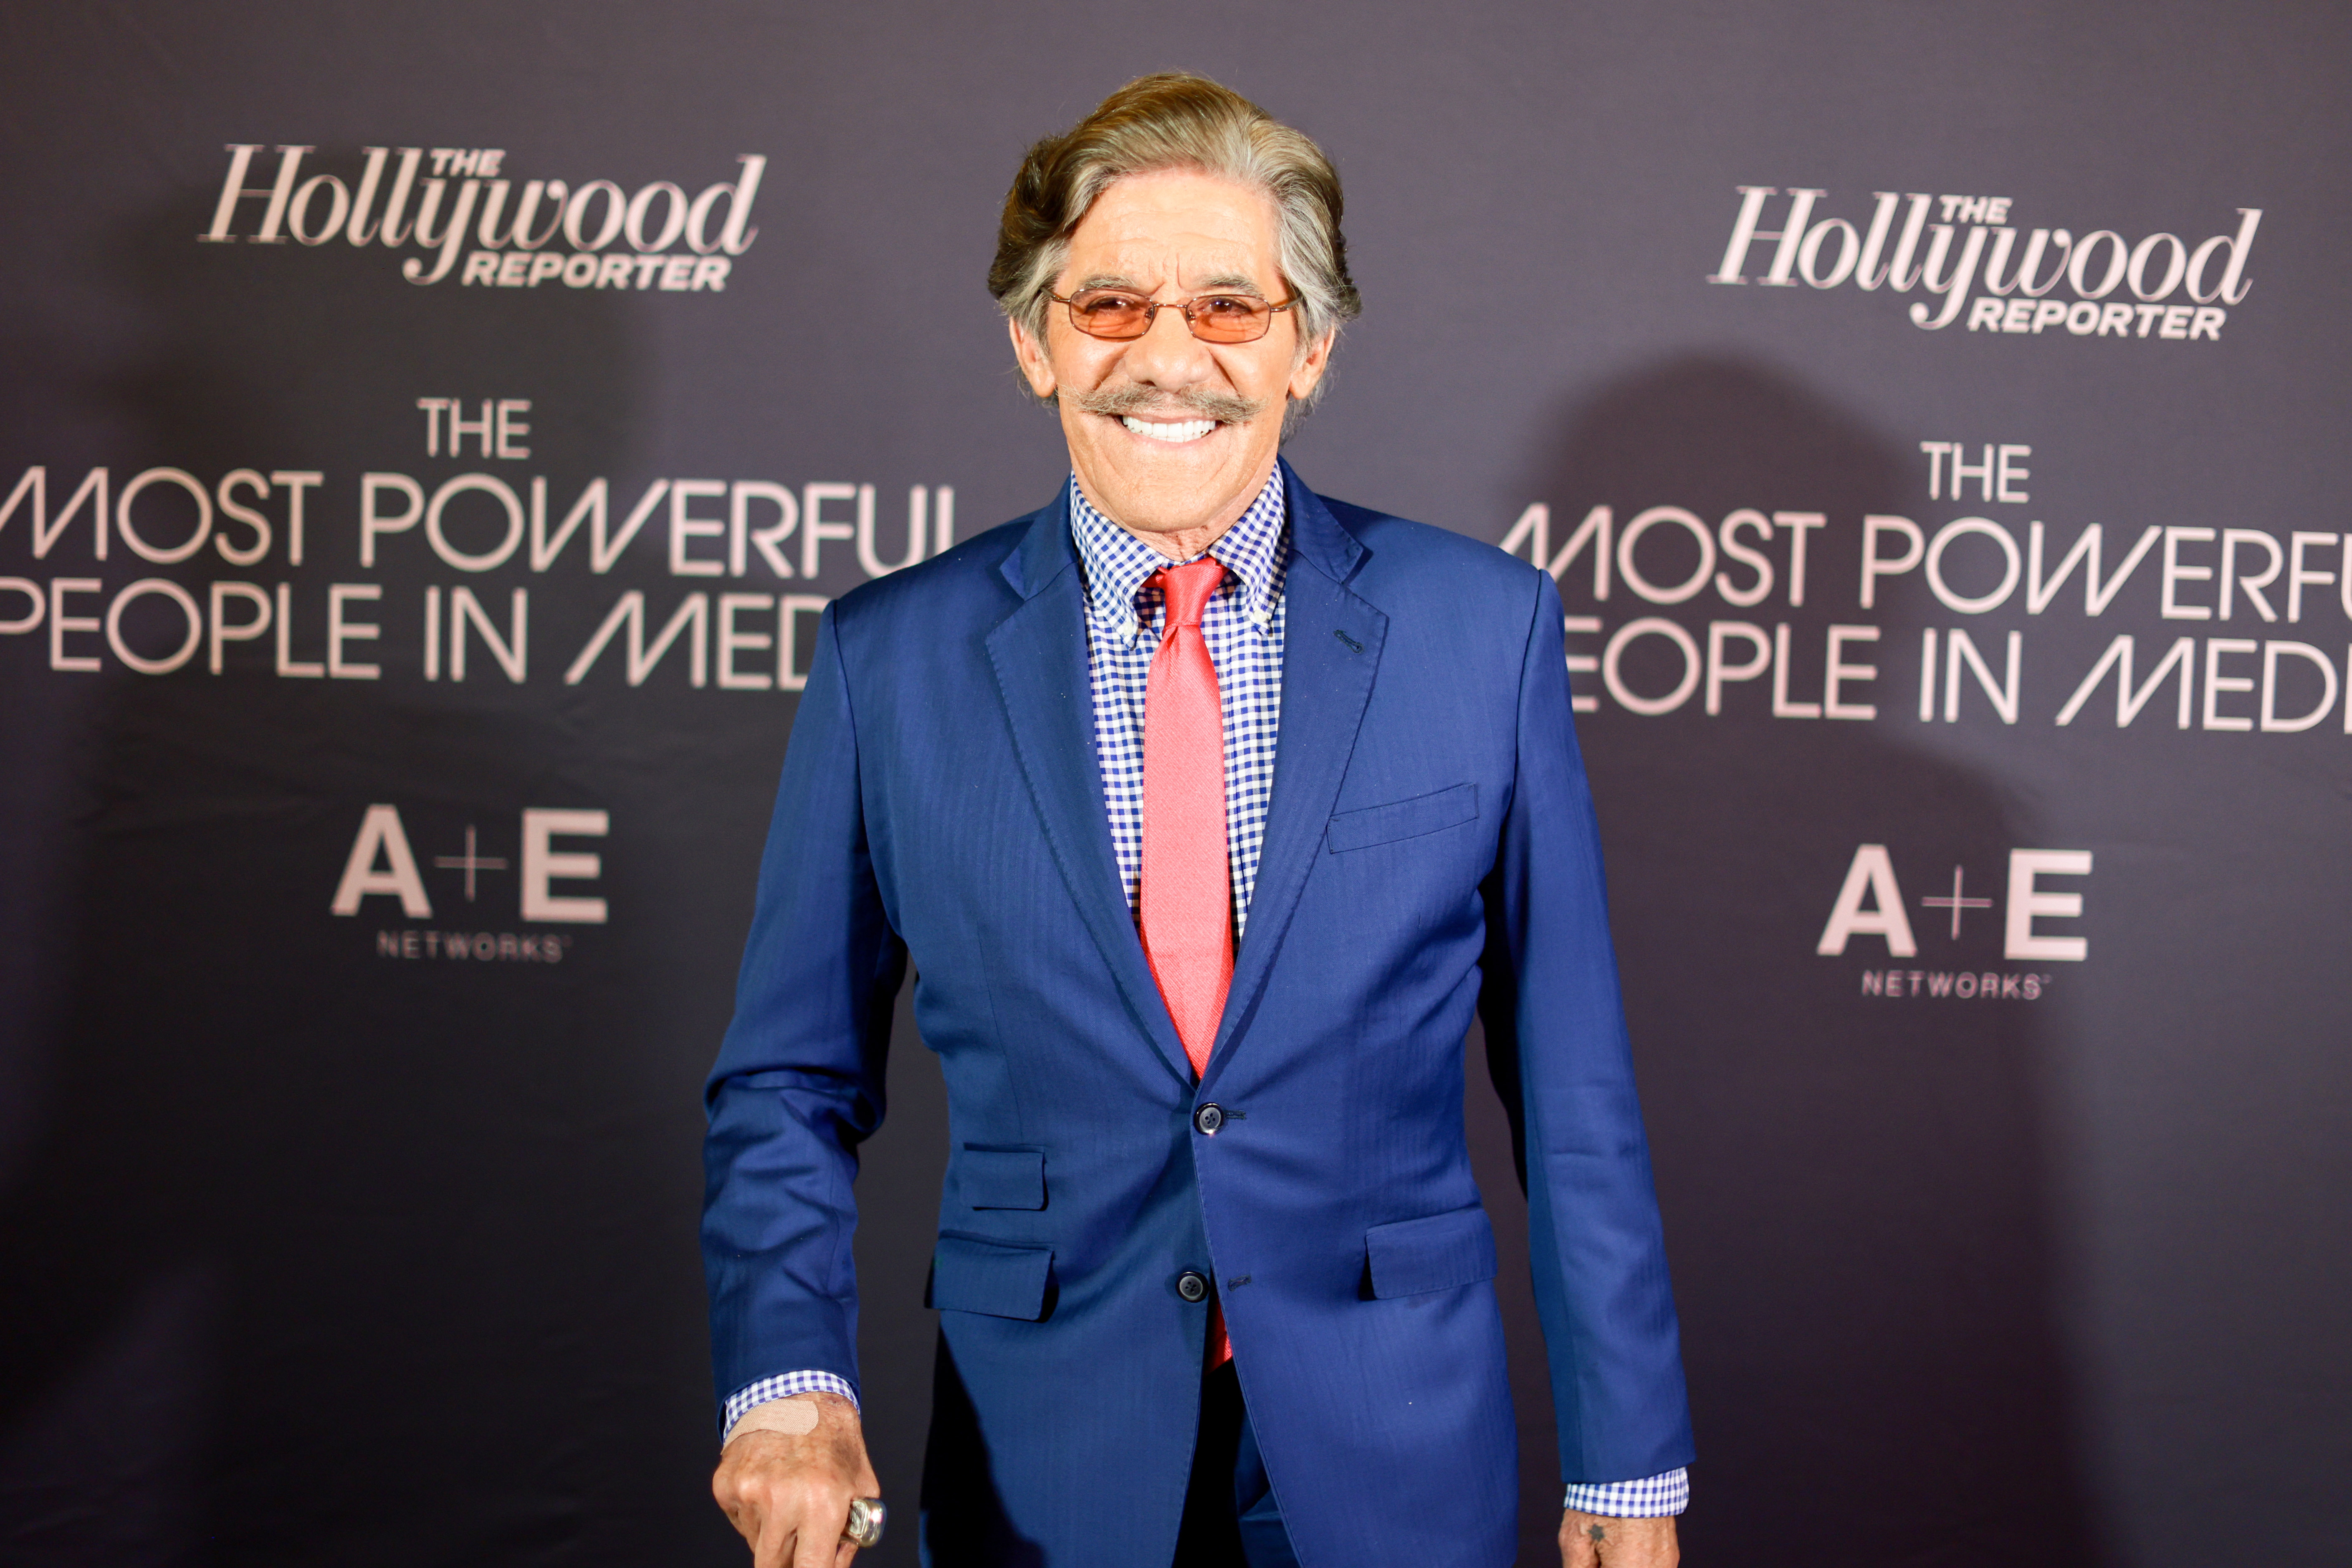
[1067,291,1152,339]
[1188,296,1272,342]
[1063,291,1279,341]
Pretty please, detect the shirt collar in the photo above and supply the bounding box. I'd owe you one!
[1068,468,1287,642]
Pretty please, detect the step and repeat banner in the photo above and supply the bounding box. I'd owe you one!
[2,4,2343,1565]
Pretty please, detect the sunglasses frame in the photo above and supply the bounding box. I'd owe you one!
[1048,287,1299,344]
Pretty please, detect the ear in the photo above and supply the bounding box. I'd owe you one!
[1287,328,1335,404]
[1009,316,1058,400]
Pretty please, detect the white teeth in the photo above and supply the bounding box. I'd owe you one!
[1120,416,1216,443]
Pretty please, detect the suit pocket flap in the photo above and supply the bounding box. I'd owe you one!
[928,1235,1054,1320]
[1327,783,1478,853]
[960,1146,1045,1210]
[1365,1206,1498,1299]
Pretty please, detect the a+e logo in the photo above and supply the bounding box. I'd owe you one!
[1816,843,2090,961]
[329,804,609,923]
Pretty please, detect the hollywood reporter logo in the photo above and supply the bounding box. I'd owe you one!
[1710,186,2260,340]
[1817,844,2091,1000]
[200,144,763,292]
[330,804,609,964]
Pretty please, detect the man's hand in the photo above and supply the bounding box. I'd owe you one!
[711,1393,880,1567]
[1561,1509,1678,1568]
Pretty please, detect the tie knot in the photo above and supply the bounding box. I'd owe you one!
[1153,559,1225,630]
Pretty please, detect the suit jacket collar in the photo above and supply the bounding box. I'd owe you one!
[1203,462,1386,1090]
[988,458,1386,1093]
[1274,456,1370,589]
[989,485,1196,1086]
[1002,479,1077,602]
[1002,458,1363,599]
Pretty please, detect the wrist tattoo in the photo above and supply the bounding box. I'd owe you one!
[1587,1522,1608,1544]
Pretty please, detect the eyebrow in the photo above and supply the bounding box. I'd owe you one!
[1072,272,1268,298]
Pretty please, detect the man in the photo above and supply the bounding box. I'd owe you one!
[703,73,1692,1568]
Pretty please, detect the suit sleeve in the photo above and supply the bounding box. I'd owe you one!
[1478,570,1696,1485]
[702,603,906,1419]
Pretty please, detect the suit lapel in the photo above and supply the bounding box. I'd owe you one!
[986,492,1195,1089]
[1203,465,1387,1090]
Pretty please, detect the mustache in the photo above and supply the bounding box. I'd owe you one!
[1067,381,1266,425]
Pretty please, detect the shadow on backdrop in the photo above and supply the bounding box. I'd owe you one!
[1463,357,2114,1567]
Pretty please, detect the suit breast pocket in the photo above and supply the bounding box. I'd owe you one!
[1326,783,1478,854]
[959,1146,1045,1210]
[1364,1206,1499,1299]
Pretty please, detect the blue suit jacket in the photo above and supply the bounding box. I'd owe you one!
[704,463,1692,1566]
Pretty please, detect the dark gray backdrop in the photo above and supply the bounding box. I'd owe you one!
[2,3,2345,1565]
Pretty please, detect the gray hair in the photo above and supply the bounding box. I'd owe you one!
[989,73,1361,411]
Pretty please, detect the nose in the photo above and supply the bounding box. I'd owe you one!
[1118,297,1218,390]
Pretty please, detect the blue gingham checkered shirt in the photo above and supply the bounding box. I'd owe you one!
[1069,470,1288,934]
[725,469,1686,1518]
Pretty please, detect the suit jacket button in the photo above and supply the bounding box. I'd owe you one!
[1176,1270,1209,1303]
[1193,1103,1224,1136]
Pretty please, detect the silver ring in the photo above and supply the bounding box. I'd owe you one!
[844,1496,886,1550]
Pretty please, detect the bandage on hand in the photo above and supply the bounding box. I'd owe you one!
[721,1393,822,1445]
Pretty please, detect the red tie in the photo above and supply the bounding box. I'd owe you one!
[1138,558,1234,1367]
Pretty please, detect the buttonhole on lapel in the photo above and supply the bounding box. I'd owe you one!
[1332,628,1363,654]
[1226,1275,1251,1290]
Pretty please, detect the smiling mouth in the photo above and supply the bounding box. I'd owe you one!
[1118,415,1219,443]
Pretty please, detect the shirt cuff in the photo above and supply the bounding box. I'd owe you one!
[721,1371,860,1439]
[1563,1468,1688,1517]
